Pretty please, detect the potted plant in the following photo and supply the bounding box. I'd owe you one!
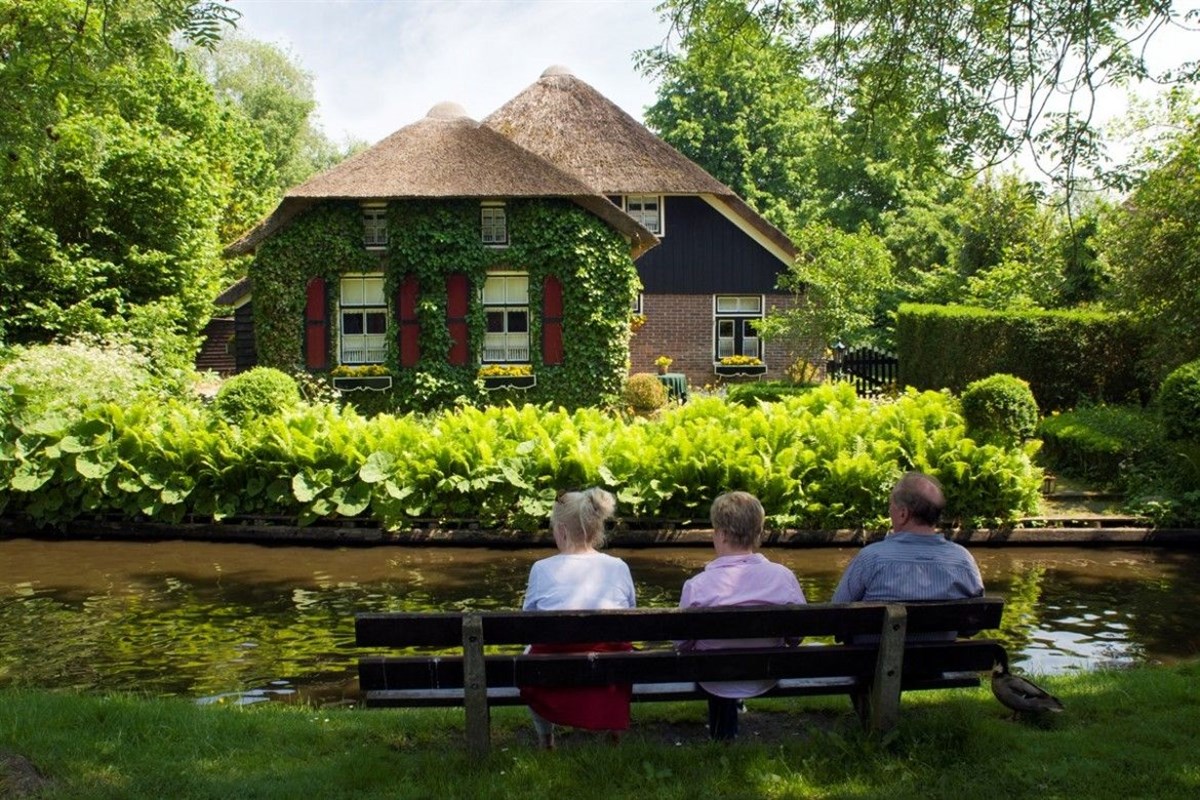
[654,355,673,375]
[331,364,393,391]
[478,364,536,390]
[714,355,767,377]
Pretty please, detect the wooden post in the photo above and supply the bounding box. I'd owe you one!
[462,613,490,760]
[867,604,907,734]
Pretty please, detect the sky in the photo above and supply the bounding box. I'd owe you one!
[229,0,1197,167]
[231,0,672,146]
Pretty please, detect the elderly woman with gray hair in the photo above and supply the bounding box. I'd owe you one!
[677,491,806,741]
[519,488,636,749]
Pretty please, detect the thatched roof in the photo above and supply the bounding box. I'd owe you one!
[485,67,796,259]
[226,102,656,256]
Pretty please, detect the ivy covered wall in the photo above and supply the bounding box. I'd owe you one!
[249,198,639,410]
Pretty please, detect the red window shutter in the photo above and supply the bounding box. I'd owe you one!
[446,273,469,366]
[397,274,420,367]
[304,277,328,370]
[542,275,564,365]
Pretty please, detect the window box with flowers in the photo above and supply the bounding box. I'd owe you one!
[478,364,536,390]
[331,364,393,391]
[714,355,767,377]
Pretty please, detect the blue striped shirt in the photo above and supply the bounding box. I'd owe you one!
[832,532,984,603]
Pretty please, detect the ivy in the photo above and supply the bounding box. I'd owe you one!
[251,202,376,369]
[250,197,640,411]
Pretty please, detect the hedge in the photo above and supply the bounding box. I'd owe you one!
[896,304,1149,410]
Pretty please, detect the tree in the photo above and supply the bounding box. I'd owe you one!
[1103,98,1200,377]
[0,0,274,355]
[653,0,1197,196]
[758,221,895,349]
[639,0,960,236]
[189,34,347,195]
[900,172,1067,311]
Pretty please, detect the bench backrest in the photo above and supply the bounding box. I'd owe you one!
[354,597,1004,648]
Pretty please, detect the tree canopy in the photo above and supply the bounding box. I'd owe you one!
[0,1,291,360]
[648,0,1197,195]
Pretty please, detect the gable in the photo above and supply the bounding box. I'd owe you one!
[634,196,788,294]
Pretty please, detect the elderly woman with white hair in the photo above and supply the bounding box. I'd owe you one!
[519,487,636,749]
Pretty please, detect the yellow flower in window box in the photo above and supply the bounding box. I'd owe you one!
[331,364,391,377]
[477,364,533,378]
[718,355,762,366]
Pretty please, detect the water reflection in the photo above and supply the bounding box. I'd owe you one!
[1,538,1197,704]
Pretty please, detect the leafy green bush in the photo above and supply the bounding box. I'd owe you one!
[726,381,817,406]
[1158,359,1200,440]
[623,373,668,414]
[960,374,1038,444]
[0,339,156,425]
[0,383,1042,530]
[212,368,300,423]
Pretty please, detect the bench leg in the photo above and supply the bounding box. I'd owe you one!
[462,614,490,760]
[865,605,907,735]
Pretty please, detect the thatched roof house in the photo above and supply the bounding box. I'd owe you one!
[485,66,795,260]
[227,101,656,256]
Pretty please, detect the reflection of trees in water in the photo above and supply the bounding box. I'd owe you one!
[4,547,1200,696]
[998,563,1046,655]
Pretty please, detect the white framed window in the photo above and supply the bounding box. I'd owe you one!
[626,194,662,235]
[481,273,529,363]
[714,295,763,360]
[340,273,387,364]
[362,204,387,249]
[481,202,508,246]
[631,293,643,314]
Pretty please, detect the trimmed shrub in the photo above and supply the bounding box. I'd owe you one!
[726,381,817,407]
[896,303,1149,410]
[213,367,301,423]
[1158,359,1200,440]
[1039,404,1164,484]
[960,374,1039,444]
[622,373,667,414]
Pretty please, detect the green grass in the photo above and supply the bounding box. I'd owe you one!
[3,662,1200,799]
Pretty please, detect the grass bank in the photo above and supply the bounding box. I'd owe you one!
[2,662,1199,799]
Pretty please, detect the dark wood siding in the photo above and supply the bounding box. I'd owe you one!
[234,302,258,372]
[635,196,786,294]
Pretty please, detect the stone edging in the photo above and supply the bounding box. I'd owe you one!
[2,516,1199,547]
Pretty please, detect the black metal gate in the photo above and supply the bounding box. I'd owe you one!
[827,346,899,398]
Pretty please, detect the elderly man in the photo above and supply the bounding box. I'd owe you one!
[832,472,983,604]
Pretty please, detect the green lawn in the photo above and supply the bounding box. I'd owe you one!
[3,661,1199,799]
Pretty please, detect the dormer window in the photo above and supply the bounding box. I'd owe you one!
[481,202,508,246]
[363,204,387,249]
[625,195,662,235]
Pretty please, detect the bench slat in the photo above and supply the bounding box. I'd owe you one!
[360,669,987,708]
[354,598,1004,647]
[358,640,1004,691]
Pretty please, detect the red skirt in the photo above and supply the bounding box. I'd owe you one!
[519,641,634,731]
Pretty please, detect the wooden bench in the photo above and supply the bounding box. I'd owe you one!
[355,597,1006,758]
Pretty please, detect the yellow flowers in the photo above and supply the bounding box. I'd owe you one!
[719,355,762,366]
[654,355,673,368]
[478,364,532,378]
[330,364,390,377]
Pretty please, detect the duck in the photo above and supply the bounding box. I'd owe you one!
[991,653,1065,719]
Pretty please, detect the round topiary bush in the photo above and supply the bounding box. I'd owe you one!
[622,373,668,415]
[1158,359,1200,440]
[960,373,1039,444]
[213,367,301,423]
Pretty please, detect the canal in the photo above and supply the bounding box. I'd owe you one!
[2,538,1197,705]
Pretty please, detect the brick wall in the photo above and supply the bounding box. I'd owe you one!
[629,294,825,389]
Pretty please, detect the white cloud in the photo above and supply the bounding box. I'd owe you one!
[231,0,671,144]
